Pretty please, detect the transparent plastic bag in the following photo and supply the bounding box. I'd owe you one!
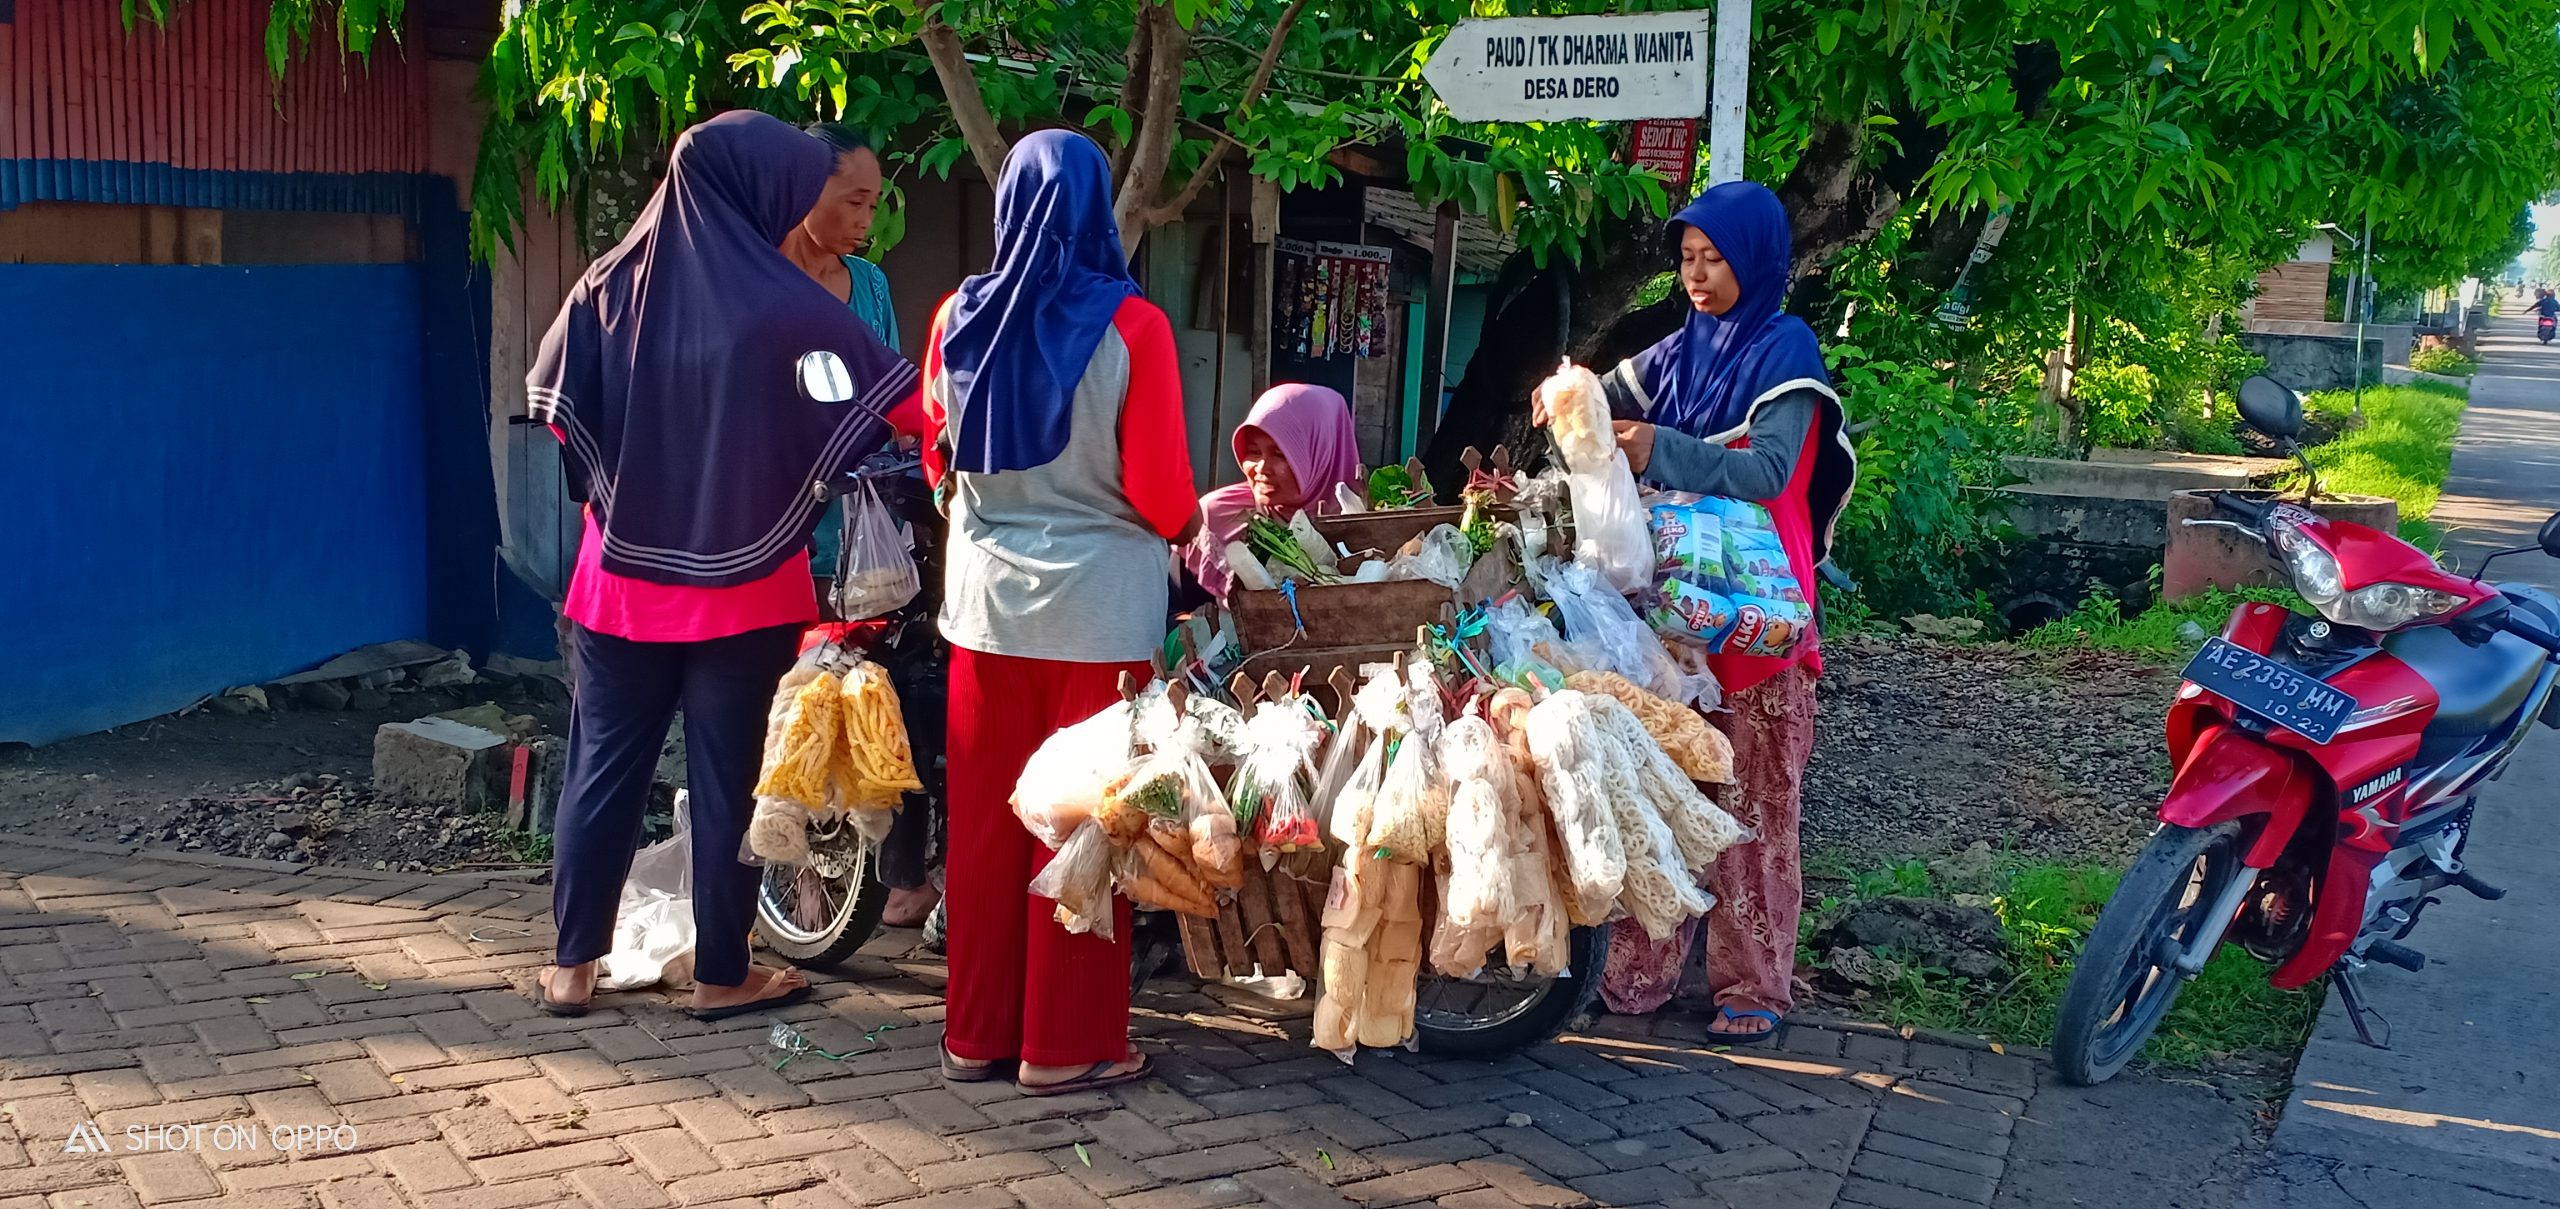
[1539,363,1651,593]
[1363,662,1449,863]
[1012,700,1137,849]
[1436,716,1515,936]
[834,480,920,621]
[1116,826,1219,916]
[1235,704,1326,857]
[1388,524,1475,588]
[1524,691,1628,919]
[1545,557,1714,709]
[1033,821,1118,940]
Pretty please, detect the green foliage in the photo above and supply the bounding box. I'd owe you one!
[463,0,1681,260]
[509,829,555,864]
[2073,362,2163,451]
[2026,585,2305,661]
[2287,382,2470,543]
[2407,347,2478,377]
[1804,855,2323,1066]
[1820,225,2018,619]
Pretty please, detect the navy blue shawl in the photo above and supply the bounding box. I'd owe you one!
[527,111,918,588]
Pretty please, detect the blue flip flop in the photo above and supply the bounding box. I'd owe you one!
[1712,1006,1785,1046]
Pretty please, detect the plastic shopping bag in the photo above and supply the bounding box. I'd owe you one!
[833,480,920,621]
[1546,556,1715,708]
[600,793,697,991]
[1643,494,1813,659]
[1540,362,1652,593]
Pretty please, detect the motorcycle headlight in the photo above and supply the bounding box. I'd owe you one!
[2325,581,2467,630]
[2271,522,2343,606]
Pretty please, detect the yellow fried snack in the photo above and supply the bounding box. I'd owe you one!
[840,661,923,811]
[1566,670,1735,784]
[755,669,847,807]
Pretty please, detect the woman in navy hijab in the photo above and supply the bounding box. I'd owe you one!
[525,111,916,1021]
[921,130,1197,1095]
[1547,181,1854,1043]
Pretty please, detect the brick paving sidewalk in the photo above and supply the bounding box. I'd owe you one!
[0,837,2038,1209]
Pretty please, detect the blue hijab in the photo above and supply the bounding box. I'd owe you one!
[940,130,1142,474]
[1643,181,1830,440]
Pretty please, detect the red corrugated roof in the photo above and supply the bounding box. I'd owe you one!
[0,0,424,176]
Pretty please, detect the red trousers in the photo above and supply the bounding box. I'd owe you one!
[943,646,1147,1067]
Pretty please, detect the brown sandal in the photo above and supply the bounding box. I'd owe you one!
[536,967,591,1018]
[688,967,811,1022]
[1018,1054,1152,1098]
[941,1050,1015,1084]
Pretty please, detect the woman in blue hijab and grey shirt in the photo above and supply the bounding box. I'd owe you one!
[923,130,1197,1094]
[1542,181,1856,1043]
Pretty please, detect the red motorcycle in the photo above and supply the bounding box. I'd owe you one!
[2054,376,2560,1085]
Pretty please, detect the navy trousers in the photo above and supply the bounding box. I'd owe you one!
[551,622,802,988]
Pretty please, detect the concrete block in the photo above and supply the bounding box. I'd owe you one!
[373,718,513,813]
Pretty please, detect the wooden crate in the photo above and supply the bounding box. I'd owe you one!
[1229,578,1455,652]
[1180,843,1330,982]
[1312,507,1469,556]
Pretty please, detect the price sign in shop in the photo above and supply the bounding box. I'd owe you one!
[1423,12,1712,125]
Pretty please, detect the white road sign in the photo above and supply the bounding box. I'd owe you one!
[1422,11,1714,124]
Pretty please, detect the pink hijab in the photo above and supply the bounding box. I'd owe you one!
[1185,384,1363,597]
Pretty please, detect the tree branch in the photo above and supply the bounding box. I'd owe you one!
[1196,23,1398,85]
[919,15,1009,183]
[1114,0,1188,250]
[1146,0,1311,229]
[1235,0,1310,116]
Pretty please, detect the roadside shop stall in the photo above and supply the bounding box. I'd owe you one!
[1008,363,1810,1057]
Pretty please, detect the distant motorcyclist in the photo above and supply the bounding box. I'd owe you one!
[2535,289,2558,320]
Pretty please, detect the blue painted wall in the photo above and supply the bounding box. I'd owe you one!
[0,264,430,744]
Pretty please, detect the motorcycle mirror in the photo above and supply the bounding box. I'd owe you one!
[2542,511,2560,558]
[2236,375,2305,441]
[797,350,855,403]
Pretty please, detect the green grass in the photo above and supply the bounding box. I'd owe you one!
[2406,347,2478,378]
[1803,857,2324,1069]
[2290,381,2469,545]
[2024,584,2305,661]
[509,829,554,864]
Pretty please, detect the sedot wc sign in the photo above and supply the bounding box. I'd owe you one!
[1423,11,1713,124]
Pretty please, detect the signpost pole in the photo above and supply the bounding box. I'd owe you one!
[1707,0,1751,185]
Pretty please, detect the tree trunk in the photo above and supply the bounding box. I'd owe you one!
[2042,302,2085,445]
[920,16,1009,185]
[1113,1,1188,254]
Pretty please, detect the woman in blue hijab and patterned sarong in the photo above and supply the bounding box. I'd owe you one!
[1545,181,1856,1043]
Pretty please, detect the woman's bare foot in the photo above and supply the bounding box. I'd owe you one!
[882,886,942,929]
[690,964,809,1015]
[537,963,596,1013]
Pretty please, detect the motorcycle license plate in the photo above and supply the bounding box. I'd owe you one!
[2183,637,2359,743]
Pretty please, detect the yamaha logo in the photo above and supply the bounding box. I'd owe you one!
[2350,768,2404,805]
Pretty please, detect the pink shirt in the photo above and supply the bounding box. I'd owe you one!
[564,512,816,643]
[557,393,926,644]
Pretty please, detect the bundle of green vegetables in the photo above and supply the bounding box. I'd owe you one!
[1367,464,1436,510]
[1243,513,1338,584]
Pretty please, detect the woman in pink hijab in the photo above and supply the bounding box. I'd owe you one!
[1184,383,1364,597]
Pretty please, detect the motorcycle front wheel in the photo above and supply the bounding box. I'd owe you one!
[2052,822,2249,1086]
[1411,924,1612,1057]
[755,846,890,971]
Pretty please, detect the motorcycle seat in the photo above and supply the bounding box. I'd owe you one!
[2385,621,2549,743]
